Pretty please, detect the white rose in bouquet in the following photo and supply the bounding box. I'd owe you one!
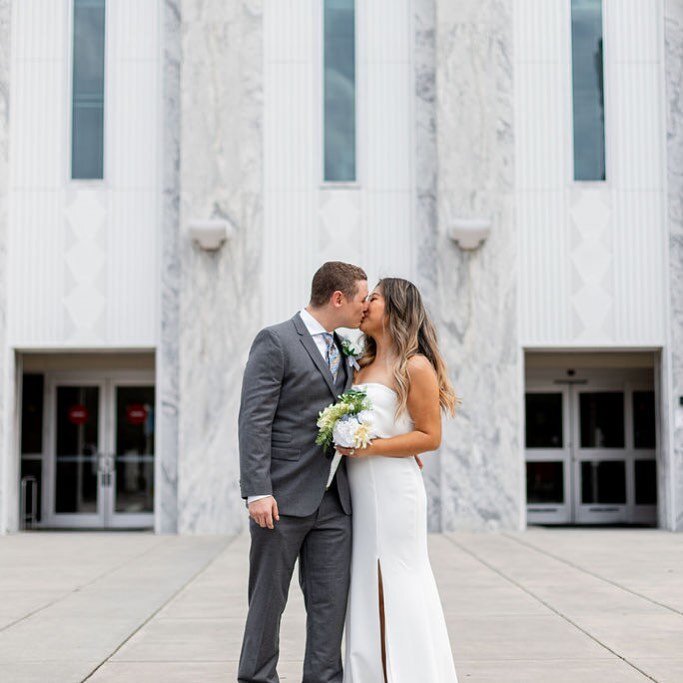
[316,389,377,489]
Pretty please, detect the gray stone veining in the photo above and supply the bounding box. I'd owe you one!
[434,0,522,531]
[0,0,9,533]
[158,0,182,534]
[665,0,683,531]
[176,0,263,533]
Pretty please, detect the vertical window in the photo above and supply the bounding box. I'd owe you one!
[323,0,356,182]
[71,0,105,180]
[571,0,605,181]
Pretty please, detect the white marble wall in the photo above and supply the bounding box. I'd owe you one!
[168,0,678,535]
[665,0,683,531]
[413,0,442,531]
[157,0,182,534]
[435,0,523,531]
[0,0,9,533]
[176,0,263,533]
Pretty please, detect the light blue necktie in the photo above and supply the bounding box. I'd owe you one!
[322,333,340,381]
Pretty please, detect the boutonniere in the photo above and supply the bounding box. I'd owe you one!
[340,337,362,370]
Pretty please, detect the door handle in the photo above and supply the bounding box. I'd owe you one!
[97,453,115,486]
[105,453,114,486]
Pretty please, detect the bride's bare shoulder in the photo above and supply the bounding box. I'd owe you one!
[407,354,433,372]
[407,355,438,382]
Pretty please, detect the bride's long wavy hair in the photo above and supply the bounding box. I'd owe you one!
[358,278,461,418]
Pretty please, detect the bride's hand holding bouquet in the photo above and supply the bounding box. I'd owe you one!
[316,388,378,487]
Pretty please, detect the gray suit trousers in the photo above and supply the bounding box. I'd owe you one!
[237,481,352,683]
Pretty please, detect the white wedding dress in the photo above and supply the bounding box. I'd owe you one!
[343,382,458,682]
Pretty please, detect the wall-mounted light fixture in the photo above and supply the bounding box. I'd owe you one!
[448,218,491,251]
[188,219,236,251]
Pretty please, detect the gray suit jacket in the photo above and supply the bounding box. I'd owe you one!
[238,312,353,516]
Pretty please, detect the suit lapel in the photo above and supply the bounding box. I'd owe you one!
[344,358,353,392]
[292,314,337,398]
[335,332,354,392]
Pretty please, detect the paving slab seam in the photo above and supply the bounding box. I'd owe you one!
[80,536,238,683]
[453,657,648,661]
[442,535,659,682]
[95,659,244,663]
[502,532,683,617]
[0,536,170,635]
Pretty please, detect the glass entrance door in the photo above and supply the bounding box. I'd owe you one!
[524,387,572,523]
[573,383,656,524]
[44,373,154,529]
[106,382,155,528]
[49,382,105,526]
[525,375,657,525]
[573,387,627,523]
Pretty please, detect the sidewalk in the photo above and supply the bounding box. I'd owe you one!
[0,528,681,682]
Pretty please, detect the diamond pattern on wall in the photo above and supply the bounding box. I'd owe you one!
[64,286,106,328]
[64,191,106,239]
[569,189,614,341]
[318,191,361,260]
[65,241,106,283]
[63,190,107,343]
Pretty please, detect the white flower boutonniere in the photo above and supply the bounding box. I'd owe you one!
[340,337,362,370]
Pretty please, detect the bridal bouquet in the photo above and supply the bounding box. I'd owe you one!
[316,388,376,489]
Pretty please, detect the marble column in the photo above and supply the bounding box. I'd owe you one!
[157,0,182,534]
[414,0,442,531]
[435,0,523,531]
[177,0,263,533]
[665,0,683,531]
[0,0,9,534]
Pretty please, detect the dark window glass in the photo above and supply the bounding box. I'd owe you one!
[580,392,624,448]
[55,385,99,513]
[71,0,105,179]
[581,460,626,504]
[526,461,564,504]
[633,391,656,448]
[571,0,605,181]
[525,393,563,448]
[115,386,155,513]
[324,0,356,182]
[21,374,44,454]
[635,459,657,505]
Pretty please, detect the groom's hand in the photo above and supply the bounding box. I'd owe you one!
[248,496,280,529]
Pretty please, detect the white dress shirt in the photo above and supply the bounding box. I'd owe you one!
[247,309,332,506]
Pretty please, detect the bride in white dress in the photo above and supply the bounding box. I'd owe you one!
[335,278,460,683]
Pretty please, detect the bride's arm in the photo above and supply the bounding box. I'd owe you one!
[339,356,442,459]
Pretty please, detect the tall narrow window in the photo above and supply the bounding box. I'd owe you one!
[71,0,105,180]
[571,0,605,181]
[323,0,356,182]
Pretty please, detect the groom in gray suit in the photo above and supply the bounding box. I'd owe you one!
[237,262,369,683]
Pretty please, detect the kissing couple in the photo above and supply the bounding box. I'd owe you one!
[237,261,459,682]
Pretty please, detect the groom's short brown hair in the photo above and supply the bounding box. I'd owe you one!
[309,261,367,307]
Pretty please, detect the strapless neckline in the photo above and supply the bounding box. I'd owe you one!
[353,381,397,396]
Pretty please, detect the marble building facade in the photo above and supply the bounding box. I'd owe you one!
[0,0,681,535]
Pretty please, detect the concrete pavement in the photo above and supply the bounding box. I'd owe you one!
[0,528,681,682]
